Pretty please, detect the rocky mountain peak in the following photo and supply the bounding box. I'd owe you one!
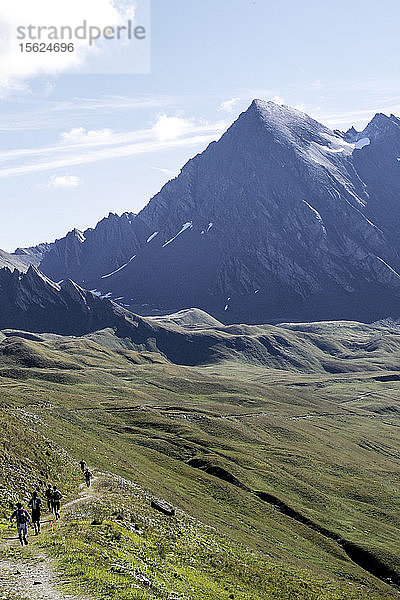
[235,99,343,159]
[34,101,400,324]
[356,112,400,145]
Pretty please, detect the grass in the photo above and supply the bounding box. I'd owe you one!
[0,327,399,598]
[0,406,77,516]
[37,475,396,600]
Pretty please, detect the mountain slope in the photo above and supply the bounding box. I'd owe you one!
[0,248,41,271]
[2,266,400,373]
[0,240,52,272]
[37,101,400,323]
[39,211,146,284]
[1,327,400,599]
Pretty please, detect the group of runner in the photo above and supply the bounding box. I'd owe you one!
[9,485,62,546]
[9,459,93,546]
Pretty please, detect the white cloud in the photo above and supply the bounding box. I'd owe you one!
[45,174,81,189]
[153,115,193,141]
[60,127,114,144]
[150,166,178,176]
[0,119,229,179]
[0,95,174,132]
[0,0,137,96]
[272,95,285,105]
[313,105,400,128]
[0,135,219,178]
[52,95,171,113]
[219,97,240,113]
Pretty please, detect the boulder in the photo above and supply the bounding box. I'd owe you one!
[150,498,175,516]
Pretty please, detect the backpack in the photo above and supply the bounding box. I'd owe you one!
[16,509,28,524]
[53,490,62,501]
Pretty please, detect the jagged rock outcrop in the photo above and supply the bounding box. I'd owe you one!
[39,212,147,285]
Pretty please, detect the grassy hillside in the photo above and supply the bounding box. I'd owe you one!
[34,473,395,600]
[0,325,399,599]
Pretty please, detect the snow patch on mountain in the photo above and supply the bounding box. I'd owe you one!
[146,231,159,243]
[376,257,400,279]
[303,201,324,223]
[163,222,193,247]
[74,229,86,243]
[354,137,370,150]
[101,255,136,279]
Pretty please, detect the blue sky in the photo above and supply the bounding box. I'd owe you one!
[0,0,399,251]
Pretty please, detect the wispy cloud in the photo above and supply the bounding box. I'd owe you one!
[219,97,241,113]
[51,95,173,113]
[150,166,178,176]
[314,104,400,128]
[60,127,114,143]
[0,95,175,132]
[0,117,228,179]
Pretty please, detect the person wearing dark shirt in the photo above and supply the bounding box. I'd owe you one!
[45,484,53,512]
[51,486,62,520]
[84,468,93,487]
[10,503,30,546]
[28,491,42,535]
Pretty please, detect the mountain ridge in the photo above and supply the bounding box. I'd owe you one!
[13,100,400,323]
[1,264,400,373]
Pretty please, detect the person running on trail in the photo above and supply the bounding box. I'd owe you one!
[10,502,30,546]
[80,459,86,473]
[51,486,62,520]
[28,491,42,535]
[84,468,93,488]
[45,484,53,512]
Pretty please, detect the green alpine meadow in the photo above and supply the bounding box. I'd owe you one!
[0,319,399,599]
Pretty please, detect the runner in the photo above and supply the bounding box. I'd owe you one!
[84,468,93,488]
[51,486,62,520]
[28,491,42,535]
[79,459,86,473]
[10,502,30,546]
[45,484,53,512]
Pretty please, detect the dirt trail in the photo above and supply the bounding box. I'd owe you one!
[0,555,77,600]
[0,479,96,600]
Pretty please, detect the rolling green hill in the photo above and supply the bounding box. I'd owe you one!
[0,321,399,599]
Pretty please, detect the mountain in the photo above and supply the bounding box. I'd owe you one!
[38,101,400,323]
[39,211,147,286]
[2,265,400,372]
[0,241,52,272]
[0,249,36,271]
[14,241,53,260]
